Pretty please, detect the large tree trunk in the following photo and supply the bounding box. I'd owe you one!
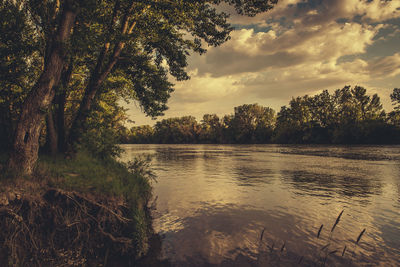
[46,109,58,156]
[7,4,77,175]
[56,61,74,153]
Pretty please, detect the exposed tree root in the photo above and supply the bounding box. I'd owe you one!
[0,182,150,266]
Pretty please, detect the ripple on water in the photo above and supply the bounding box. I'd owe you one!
[121,144,400,266]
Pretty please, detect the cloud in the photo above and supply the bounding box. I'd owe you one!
[226,0,400,27]
[171,70,240,104]
[194,21,380,78]
[367,53,400,77]
[127,0,400,125]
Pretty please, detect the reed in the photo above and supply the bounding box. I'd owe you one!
[317,224,323,238]
[260,227,265,241]
[280,242,286,253]
[320,243,330,251]
[329,250,338,255]
[349,228,367,264]
[255,209,367,266]
[331,210,344,233]
[269,241,275,253]
[356,229,366,244]
[341,245,347,256]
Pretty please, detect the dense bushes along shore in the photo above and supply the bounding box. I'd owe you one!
[122,86,400,144]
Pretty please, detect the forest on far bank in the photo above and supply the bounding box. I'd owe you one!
[121,86,400,145]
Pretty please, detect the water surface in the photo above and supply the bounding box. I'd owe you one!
[121,144,400,266]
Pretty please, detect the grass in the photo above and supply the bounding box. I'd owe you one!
[0,150,155,266]
[1,150,153,221]
[39,151,155,255]
[36,152,152,201]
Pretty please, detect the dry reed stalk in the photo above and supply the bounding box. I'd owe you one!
[317,224,323,238]
[320,243,330,251]
[260,227,265,241]
[341,245,347,256]
[331,210,344,233]
[356,229,366,244]
[269,242,275,253]
[329,250,338,255]
[349,228,367,264]
[280,242,286,252]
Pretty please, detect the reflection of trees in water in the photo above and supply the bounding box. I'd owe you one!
[232,164,274,186]
[153,149,200,171]
[154,148,224,160]
[280,148,396,161]
[282,169,382,200]
[156,150,198,160]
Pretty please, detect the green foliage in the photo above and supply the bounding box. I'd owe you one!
[390,88,400,110]
[123,125,155,144]
[1,0,279,162]
[124,104,277,144]
[154,116,201,143]
[200,114,223,143]
[79,91,127,159]
[122,86,400,145]
[274,86,394,144]
[0,1,42,150]
[127,155,156,183]
[229,104,275,143]
[66,0,278,119]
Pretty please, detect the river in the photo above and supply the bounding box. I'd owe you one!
[121,144,400,266]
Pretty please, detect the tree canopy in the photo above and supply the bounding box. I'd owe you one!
[122,86,400,145]
[1,0,278,174]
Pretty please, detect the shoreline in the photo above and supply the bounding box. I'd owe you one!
[0,152,154,266]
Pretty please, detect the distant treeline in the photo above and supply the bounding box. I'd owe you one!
[121,86,400,144]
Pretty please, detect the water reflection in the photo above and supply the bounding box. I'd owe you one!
[121,144,400,266]
[283,169,382,200]
[232,165,274,186]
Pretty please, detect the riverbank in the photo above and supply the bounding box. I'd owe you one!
[0,152,153,266]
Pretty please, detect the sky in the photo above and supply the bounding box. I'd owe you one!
[126,0,400,126]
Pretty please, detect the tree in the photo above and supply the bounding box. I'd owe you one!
[274,98,312,143]
[65,0,279,151]
[5,0,278,175]
[200,114,222,143]
[390,88,400,110]
[7,0,79,175]
[389,88,400,127]
[274,86,389,144]
[126,125,155,143]
[230,104,275,143]
[0,1,41,151]
[154,116,200,143]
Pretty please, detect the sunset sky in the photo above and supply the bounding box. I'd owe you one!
[127,0,400,126]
